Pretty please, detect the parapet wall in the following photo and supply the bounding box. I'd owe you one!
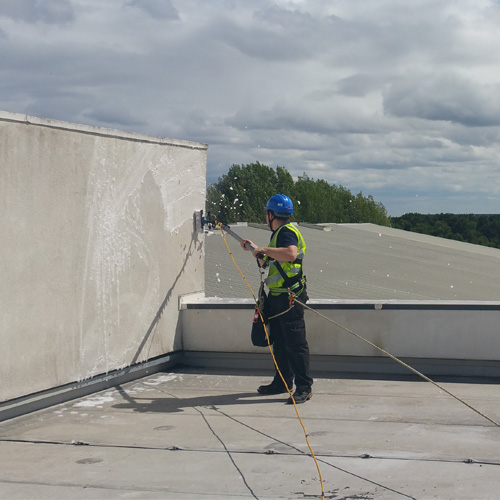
[180,298,500,378]
[0,111,207,403]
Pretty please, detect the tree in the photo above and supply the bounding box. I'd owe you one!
[390,213,500,249]
[207,162,390,226]
[206,162,279,223]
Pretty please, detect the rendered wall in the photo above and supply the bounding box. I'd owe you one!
[0,111,207,403]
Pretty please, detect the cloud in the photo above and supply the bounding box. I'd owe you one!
[0,0,74,25]
[384,73,500,126]
[2,0,500,216]
[212,6,319,61]
[125,0,180,21]
[82,107,148,128]
[335,74,382,98]
[226,98,381,135]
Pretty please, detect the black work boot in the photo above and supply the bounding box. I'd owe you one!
[286,389,312,404]
[257,381,291,395]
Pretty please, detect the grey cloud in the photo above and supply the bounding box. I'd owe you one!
[447,125,500,148]
[125,0,180,20]
[253,5,316,30]
[384,73,500,127]
[24,94,88,125]
[204,5,343,62]
[385,134,445,150]
[226,99,380,136]
[173,109,231,145]
[0,0,74,25]
[318,4,487,74]
[83,107,147,128]
[335,74,381,97]
[214,22,311,61]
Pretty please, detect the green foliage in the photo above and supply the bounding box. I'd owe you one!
[391,213,500,249]
[206,162,390,226]
[206,162,287,223]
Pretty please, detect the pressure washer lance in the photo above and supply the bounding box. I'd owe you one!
[197,210,264,260]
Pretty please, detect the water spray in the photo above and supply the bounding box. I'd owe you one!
[194,210,263,258]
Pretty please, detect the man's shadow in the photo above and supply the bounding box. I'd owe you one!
[112,388,286,413]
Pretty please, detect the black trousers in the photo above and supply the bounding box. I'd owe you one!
[267,287,313,392]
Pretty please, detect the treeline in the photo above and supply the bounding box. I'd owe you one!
[206,162,390,225]
[391,213,500,249]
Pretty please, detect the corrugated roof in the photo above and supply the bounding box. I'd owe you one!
[205,223,500,300]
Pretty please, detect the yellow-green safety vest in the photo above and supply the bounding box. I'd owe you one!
[265,223,306,294]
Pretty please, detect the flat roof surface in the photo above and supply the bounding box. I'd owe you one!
[1,367,499,499]
[205,223,500,301]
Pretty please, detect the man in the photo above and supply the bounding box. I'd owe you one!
[241,194,313,404]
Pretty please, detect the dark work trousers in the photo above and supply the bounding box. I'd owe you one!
[267,286,313,392]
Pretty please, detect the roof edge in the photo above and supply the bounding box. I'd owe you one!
[0,109,208,150]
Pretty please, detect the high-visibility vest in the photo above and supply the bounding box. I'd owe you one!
[265,223,306,294]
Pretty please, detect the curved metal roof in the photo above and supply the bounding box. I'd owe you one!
[205,223,500,300]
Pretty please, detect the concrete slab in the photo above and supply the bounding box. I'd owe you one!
[1,368,499,499]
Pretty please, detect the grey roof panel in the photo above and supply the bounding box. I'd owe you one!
[205,223,500,300]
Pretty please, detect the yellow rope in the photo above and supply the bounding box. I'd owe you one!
[294,297,500,428]
[217,225,326,500]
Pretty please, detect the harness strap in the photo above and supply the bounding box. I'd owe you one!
[272,259,303,290]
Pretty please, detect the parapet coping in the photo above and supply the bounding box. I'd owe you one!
[179,294,500,311]
[0,109,208,150]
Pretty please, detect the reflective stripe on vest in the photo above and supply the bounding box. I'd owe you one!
[265,223,306,292]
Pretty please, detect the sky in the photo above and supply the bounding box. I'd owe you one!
[1,0,500,216]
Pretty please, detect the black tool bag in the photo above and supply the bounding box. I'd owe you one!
[251,283,271,347]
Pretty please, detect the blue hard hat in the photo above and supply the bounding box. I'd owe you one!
[265,194,293,215]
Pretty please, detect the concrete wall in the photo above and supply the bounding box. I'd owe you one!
[1,111,207,403]
[180,298,500,377]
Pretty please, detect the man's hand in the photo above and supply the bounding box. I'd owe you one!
[241,239,266,263]
[240,239,256,252]
[241,239,298,262]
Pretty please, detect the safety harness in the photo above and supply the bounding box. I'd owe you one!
[263,222,307,296]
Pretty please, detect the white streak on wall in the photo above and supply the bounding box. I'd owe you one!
[80,141,161,375]
[150,149,206,233]
[79,141,206,377]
